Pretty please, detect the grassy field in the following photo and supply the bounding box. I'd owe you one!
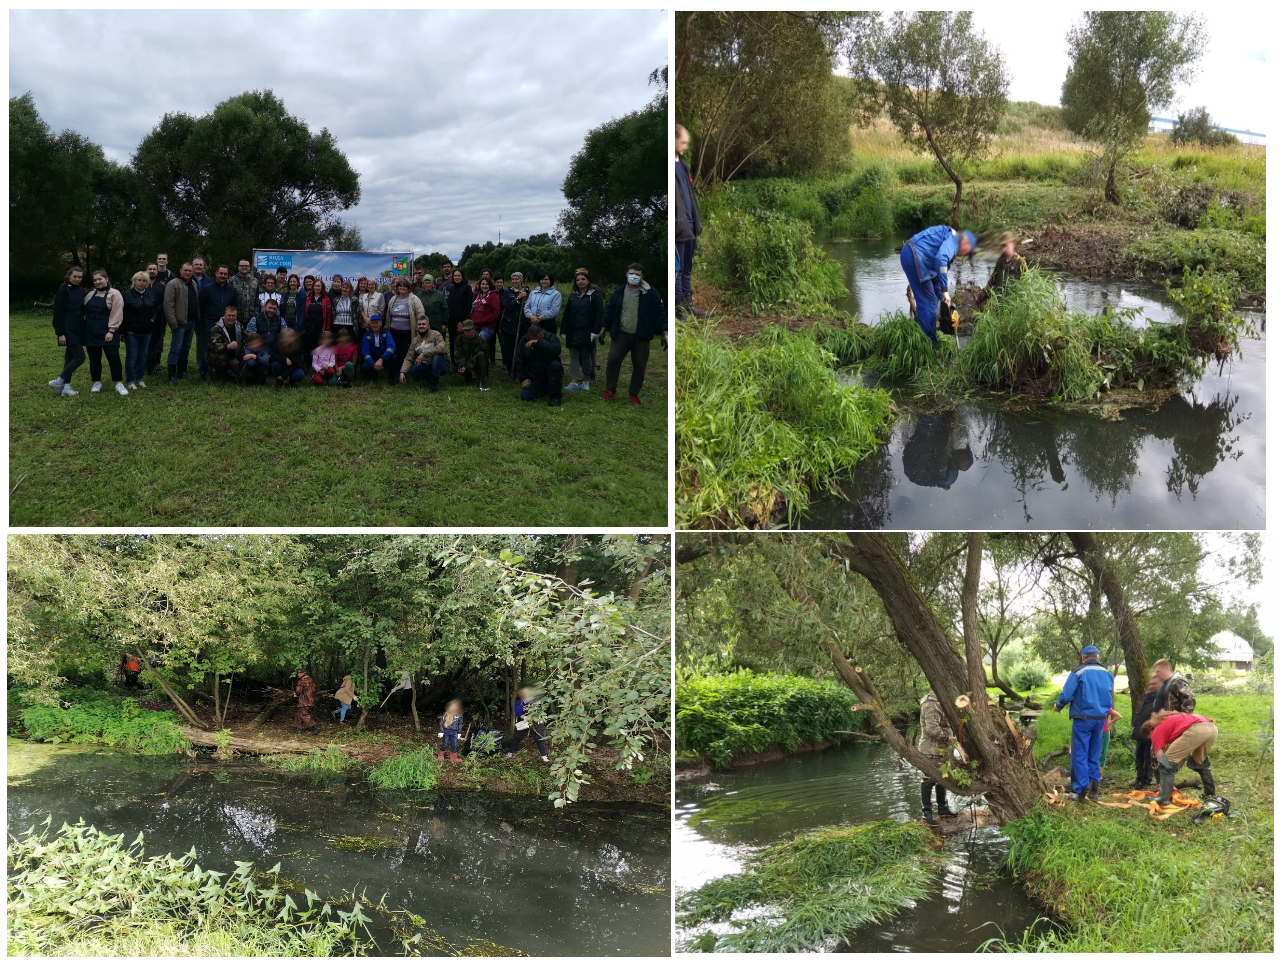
[8,309,668,526]
[1007,692,1273,951]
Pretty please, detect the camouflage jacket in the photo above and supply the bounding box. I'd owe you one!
[918,692,954,757]
[207,320,245,371]
[984,253,1026,296]
[1154,673,1196,714]
[455,333,485,369]
[230,274,260,321]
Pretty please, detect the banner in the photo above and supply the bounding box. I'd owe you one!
[253,249,413,289]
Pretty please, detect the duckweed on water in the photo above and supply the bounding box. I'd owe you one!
[676,821,943,952]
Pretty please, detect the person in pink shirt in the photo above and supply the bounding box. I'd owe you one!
[1141,710,1218,803]
[311,330,337,385]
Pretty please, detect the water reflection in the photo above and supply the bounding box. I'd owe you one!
[804,236,1265,529]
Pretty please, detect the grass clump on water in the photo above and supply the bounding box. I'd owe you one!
[676,323,894,529]
[18,697,191,756]
[6,818,373,957]
[676,821,942,952]
[367,746,441,791]
[265,744,357,775]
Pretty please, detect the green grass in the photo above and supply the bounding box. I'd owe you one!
[8,309,666,526]
[676,670,864,767]
[1011,693,1273,952]
[676,323,894,529]
[18,697,190,756]
[366,745,441,791]
[263,744,357,775]
[676,821,943,952]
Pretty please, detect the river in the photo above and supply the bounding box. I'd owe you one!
[674,741,1048,952]
[797,234,1265,529]
[6,740,670,957]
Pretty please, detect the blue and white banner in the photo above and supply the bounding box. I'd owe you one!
[253,249,413,288]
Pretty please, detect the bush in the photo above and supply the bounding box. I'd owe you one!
[675,670,862,766]
[698,209,847,314]
[18,698,189,755]
[367,746,441,790]
[1121,229,1265,293]
[676,324,894,528]
[1170,107,1239,148]
[1008,659,1051,693]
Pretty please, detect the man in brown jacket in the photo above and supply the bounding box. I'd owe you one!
[294,670,318,733]
[918,691,957,824]
[162,262,201,386]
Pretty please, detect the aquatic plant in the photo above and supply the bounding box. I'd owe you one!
[367,746,441,791]
[676,324,895,529]
[18,698,190,756]
[868,311,941,380]
[676,670,862,767]
[676,821,943,952]
[267,744,357,775]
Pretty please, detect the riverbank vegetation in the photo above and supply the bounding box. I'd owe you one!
[7,534,671,807]
[677,821,942,952]
[674,532,1271,948]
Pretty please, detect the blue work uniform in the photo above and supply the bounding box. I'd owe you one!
[900,225,962,345]
[1056,659,1115,794]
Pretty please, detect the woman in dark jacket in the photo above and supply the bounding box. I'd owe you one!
[122,270,157,389]
[50,266,87,395]
[561,269,603,391]
[82,268,127,395]
[446,268,472,361]
[302,285,331,354]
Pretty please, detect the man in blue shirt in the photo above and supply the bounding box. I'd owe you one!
[1054,645,1115,802]
[674,124,705,321]
[900,225,974,345]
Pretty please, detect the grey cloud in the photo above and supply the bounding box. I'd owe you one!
[9,7,667,258]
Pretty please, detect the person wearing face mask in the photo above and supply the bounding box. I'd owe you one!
[523,271,562,337]
[599,263,666,406]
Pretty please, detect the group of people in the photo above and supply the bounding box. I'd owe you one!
[917,649,1217,823]
[1055,648,1215,806]
[292,671,550,763]
[47,253,667,408]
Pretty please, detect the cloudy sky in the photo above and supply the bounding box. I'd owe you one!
[9,7,668,257]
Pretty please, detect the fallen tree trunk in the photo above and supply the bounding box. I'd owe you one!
[178,726,359,757]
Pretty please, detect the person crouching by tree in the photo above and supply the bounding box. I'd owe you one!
[976,231,1027,306]
[900,225,974,346]
[599,263,666,406]
[1142,709,1218,803]
[514,323,563,407]
[1129,675,1161,789]
[918,690,957,825]
[455,320,490,391]
[331,674,356,724]
[438,699,464,763]
[506,687,549,762]
[1052,645,1115,803]
[401,315,450,392]
[121,654,142,690]
[294,669,318,734]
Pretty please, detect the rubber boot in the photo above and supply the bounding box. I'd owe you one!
[1087,781,1100,801]
[1074,789,1088,804]
[920,781,937,825]
[675,301,690,322]
[1155,757,1178,806]
[438,749,446,760]
[687,300,709,319]
[168,364,178,386]
[1188,757,1216,797]
[449,751,463,763]
[935,783,955,817]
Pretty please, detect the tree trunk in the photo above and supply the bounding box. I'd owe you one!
[409,672,420,733]
[629,557,654,602]
[987,653,1020,699]
[210,671,221,726]
[180,726,358,757]
[950,175,964,230]
[354,649,372,732]
[138,653,206,729]
[1067,533,1148,717]
[1105,157,1120,205]
[835,534,1044,822]
[559,534,585,597]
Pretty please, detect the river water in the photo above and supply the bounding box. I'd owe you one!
[674,741,1047,952]
[6,741,670,957]
[797,235,1265,529]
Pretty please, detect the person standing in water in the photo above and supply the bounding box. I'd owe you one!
[900,225,974,345]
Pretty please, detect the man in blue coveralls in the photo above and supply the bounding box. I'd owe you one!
[1053,645,1115,803]
[900,225,975,344]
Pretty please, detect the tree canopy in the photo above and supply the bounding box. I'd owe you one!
[1060,11,1206,203]
[7,534,670,806]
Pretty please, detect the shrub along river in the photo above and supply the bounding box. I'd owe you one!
[798,234,1265,529]
[675,740,1048,952]
[7,740,670,957]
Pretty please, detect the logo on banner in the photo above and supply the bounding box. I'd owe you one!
[256,252,293,269]
[391,257,409,275]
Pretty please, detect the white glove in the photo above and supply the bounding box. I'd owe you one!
[590,332,598,342]
[437,732,443,738]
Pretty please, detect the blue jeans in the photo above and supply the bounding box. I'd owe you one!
[1070,717,1105,794]
[360,358,393,381]
[271,360,307,384]
[166,323,194,367]
[335,701,351,722]
[408,355,450,383]
[125,332,151,383]
[478,327,495,342]
[676,237,696,302]
[901,245,941,345]
[441,731,459,752]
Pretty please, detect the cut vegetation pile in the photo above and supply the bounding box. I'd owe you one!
[676,821,942,952]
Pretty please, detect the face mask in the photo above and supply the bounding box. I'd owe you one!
[626,274,641,286]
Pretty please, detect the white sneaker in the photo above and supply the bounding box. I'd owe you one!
[115,382,129,396]
[135,379,146,389]
[91,381,103,393]
[505,753,514,759]
[125,382,136,390]
[60,384,78,397]
[49,377,64,390]
[541,755,550,763]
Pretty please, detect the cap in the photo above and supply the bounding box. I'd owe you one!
[461,319,475,330]
[962,230,977,250]
[422,274,434,283]
[370,313,382,322]
[1081,645,1100,656]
